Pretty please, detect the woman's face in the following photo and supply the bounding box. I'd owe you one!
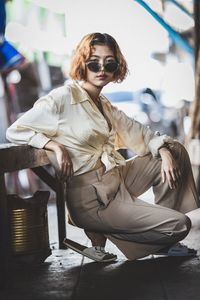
[85,44,117,88]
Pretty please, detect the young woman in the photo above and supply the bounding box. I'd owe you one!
[6,33,200,262]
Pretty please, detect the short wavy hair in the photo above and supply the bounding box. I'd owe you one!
[69,33,128,83]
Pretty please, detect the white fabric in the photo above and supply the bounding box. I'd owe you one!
[6,80,173,175]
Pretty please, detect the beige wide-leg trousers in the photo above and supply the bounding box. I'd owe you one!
[66,142,199,260]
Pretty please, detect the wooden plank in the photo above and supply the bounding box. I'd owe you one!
[0,144,50,173]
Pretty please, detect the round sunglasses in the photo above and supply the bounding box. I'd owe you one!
[86,61,119,73]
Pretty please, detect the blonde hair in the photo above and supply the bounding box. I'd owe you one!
[69,33,128,83]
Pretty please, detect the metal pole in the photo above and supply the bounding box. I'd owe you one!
[134,0,194,55]
[194,0,200,67]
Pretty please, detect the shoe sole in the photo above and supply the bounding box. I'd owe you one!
[63,238,117,263]
[155,251,197,257]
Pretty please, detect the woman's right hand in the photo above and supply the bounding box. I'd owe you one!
[44,141,74,181]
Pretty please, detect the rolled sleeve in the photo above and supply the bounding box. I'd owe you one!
[6,91,60,148]
[148,134,174,157]
[28,133,51,148]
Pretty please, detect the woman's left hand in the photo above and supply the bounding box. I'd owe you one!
[159,147,181,189]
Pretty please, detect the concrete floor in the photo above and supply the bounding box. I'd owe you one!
[1,192,200,300]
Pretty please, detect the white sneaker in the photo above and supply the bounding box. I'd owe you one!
[63,238,117,262]
[83,246,117,262]
[155,243,197,257]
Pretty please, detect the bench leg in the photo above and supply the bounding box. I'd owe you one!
[55,179,66,249]
[31,167,67,249]
[0,174,11,289]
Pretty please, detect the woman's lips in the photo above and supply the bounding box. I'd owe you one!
[96,75,106,80]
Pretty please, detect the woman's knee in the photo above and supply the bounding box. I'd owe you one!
[169,141,190,162]
[173,214,191,242]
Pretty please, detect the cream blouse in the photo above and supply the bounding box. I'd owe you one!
[6,81,173,175]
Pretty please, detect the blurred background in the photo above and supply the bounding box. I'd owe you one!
[0,0,199,194]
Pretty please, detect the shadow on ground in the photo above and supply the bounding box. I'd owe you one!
[1,249,200,300]
[1,200,200,300]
